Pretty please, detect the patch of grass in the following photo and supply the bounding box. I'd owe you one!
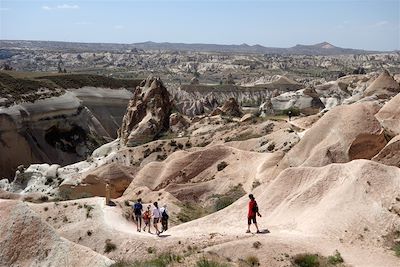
[393,243,400,257]
[177,202,208,223]
[217,161,228,171]
[224,133,263,142]
[131,252,183,267]
[196,257,230,267]
[104,239,117,253]
[124,200,130,207]
[213,184,245,212]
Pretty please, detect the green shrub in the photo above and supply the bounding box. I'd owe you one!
[177,202,208,223]
[292,253,319,267]
[393,243,400,257]
[84,204,94,218]
[252,241,262,249]
[327,250,344,265]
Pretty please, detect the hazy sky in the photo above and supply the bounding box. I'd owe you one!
[0,0,399,51]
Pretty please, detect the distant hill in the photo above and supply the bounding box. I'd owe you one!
[0,40,385,55]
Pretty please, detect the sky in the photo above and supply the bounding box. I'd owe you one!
[0,0,399,51]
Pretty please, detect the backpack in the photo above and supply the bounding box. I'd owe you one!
[133,203,142,214]
[252,202,258,213]
[162,209,169,220]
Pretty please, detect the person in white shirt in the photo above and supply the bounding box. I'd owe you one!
[160,204,169,233]
[152,202,161,235]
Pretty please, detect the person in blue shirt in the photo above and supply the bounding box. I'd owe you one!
[133,198,143,232]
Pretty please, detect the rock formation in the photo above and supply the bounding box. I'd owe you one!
[279,102,387,169]
[118,76,173,146]
[375,92,400,137]
[364,70,400,99]
[211,98,243,117]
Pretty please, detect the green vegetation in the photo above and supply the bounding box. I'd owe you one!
[177,202,208,223]
[282,107,301,116]
[196,257,230,267]
[111,252,183,267]
[393,243,400,257]
[252,241,262,249]
[213,184,245,212]
[224,133,263,142]
[327,250,344,265]
[292,254,319,267]
[292,251,346,267]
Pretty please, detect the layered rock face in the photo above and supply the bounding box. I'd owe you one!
[0,92,107,179]
[69,87,133,138]
[118,76,173,146]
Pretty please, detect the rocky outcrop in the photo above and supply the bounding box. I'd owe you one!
[364,70,400,99]
[372,135,400,168]
[0,92,107,179]
[118,76,173,146]
[270,87,325,115]
[211,98,243,117]
[169,113,190,133]
[59,163,136,199]
[375,92,400,137]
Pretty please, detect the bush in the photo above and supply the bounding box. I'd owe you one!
[177,202,207,223]
[147,247,156,254]
[292,254,319,267]
[327,250,344,265]
[217,161,228,171]
[104,240,117,253]
[282,107,300,116]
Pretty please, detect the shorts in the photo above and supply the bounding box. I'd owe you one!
[248,215,257,225]
[153,217,160,224]
[134,214,142,221]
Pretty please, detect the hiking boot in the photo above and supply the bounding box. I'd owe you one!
[246,230,251,233]
[256,230,261,234]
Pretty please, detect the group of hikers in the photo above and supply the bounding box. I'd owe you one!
[132,199,169,235]
[130,194,262,235]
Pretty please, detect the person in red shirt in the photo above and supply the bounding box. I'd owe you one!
[246,194,262,233]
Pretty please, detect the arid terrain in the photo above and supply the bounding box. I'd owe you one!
[0,41,400,267]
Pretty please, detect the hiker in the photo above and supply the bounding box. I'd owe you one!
[153,202,161,235]
[160,204,169,233]
[246,194,262,233]
[143,205,152,233]
[133,198,143,232]
[288,110,292,121]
